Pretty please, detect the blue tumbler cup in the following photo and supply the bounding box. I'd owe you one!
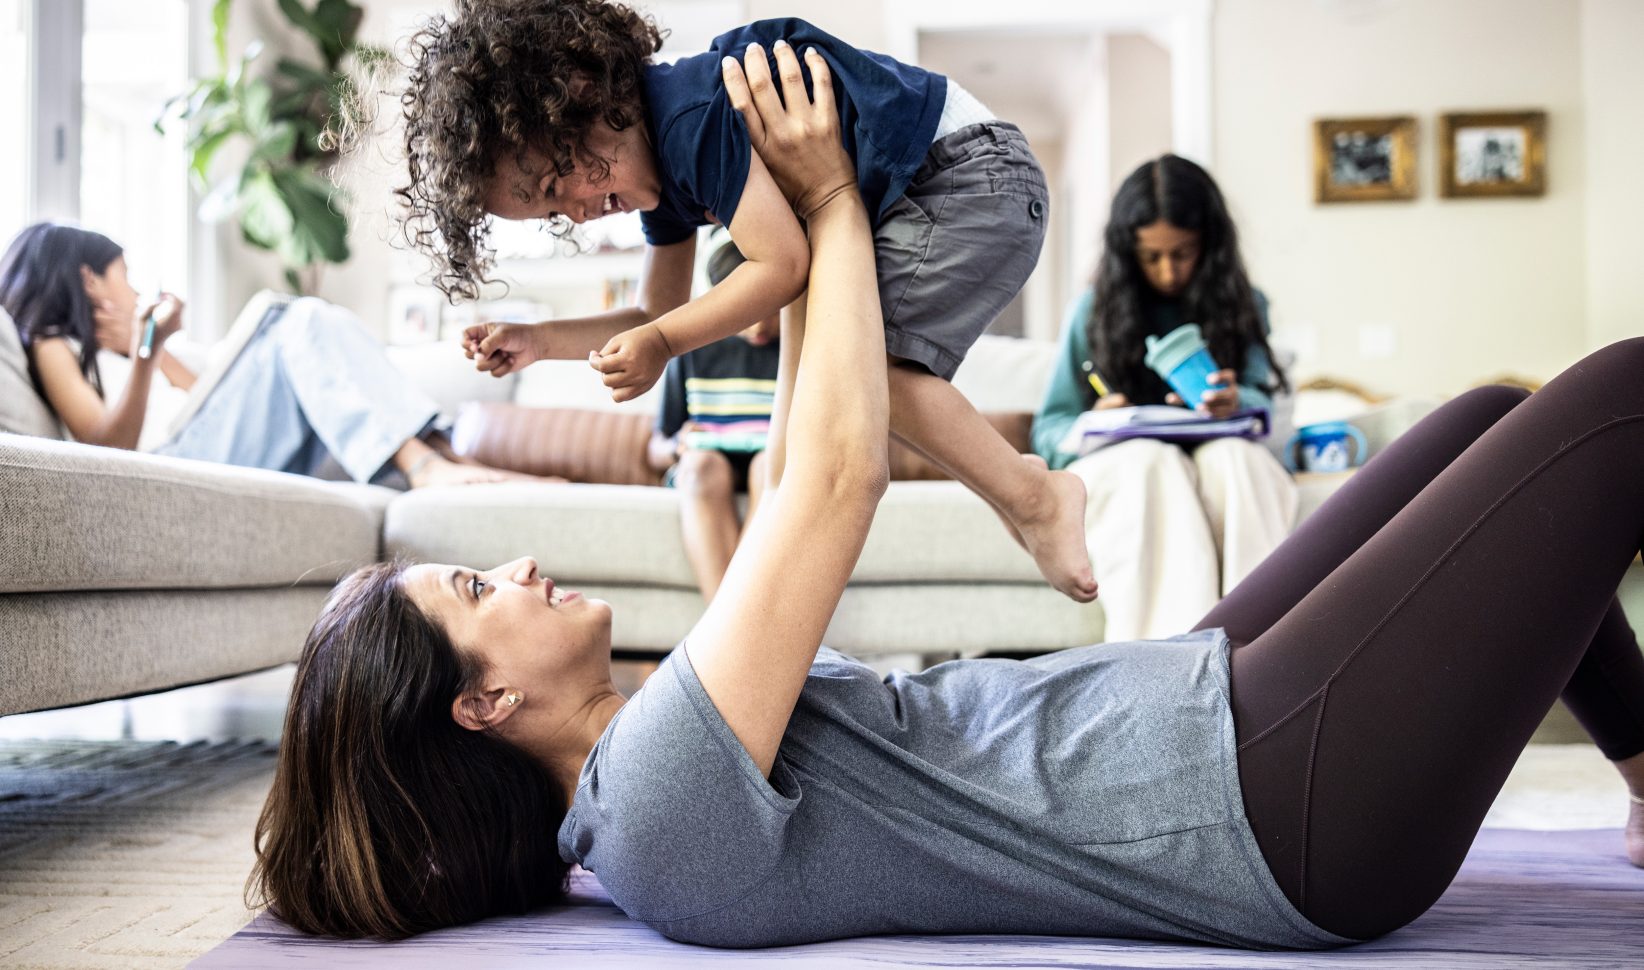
[1143,324,1222,406]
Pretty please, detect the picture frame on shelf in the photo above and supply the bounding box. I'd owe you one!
[386,286,442,345]
[1439,110,1546,198]
[1313,116,1418,203]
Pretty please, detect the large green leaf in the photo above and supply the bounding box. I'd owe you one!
[189,128,236,185]
[311,0,363,68]
[241,79,273,135]
[250,122,299,165]
[273,167,351,266]
[238,170,295,251]
[211,0,232,71]
[275,56,330,90]
[275,0,319,39]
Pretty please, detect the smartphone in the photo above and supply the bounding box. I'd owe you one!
[136,296,178,360]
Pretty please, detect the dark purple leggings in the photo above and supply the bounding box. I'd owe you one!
[1196,337,1644,941]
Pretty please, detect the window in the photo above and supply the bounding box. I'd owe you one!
[0,1,29,244]
[80,0,191,295]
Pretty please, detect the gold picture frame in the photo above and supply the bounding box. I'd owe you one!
[1439,110,1546,198]
[1313,116,1418,203]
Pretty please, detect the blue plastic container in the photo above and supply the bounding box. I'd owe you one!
[1143,324,1222,405]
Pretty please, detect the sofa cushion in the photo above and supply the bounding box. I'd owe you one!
[950,334,1059,413]
[386,482,695,584]
[0,306,66,439]
[451,403,660,485]
[0,433,389,593]
[384,479,1044,589]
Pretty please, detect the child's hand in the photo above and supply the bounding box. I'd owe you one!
[721,41,857,219]
[464,322,542,378]
[591,323,672,403]
[1094,393,1130,411]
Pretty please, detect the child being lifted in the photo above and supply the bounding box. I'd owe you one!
[397,0,1096,601]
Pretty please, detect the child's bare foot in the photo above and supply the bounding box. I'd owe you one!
[1014,466,1098,603]
[986,454,1048,550]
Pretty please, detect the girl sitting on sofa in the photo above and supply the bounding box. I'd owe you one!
[1033,156,1297,641]
[249,44,1644,948]
[0,222,527,488]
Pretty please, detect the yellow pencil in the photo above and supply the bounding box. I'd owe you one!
[1086,370,1110,398]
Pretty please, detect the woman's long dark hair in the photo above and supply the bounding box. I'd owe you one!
[1086,155,1287,406]
[249,562,571,938]
[0,222,123,397]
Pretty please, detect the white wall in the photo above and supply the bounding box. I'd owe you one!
[211,0,1637,393]
[1580,0,1644,352]
[1107,33,1174,201]
[1058,37,1110,319]
[747,0,883,50]
[1214,0,1590,397]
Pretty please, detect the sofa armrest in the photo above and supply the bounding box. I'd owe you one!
[449,402,660,485]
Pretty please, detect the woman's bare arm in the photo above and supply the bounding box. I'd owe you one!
[684,42,887,777]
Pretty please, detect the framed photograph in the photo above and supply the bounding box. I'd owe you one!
[1313,116,1418,203]
[1440,110,1546,198]
[387,285,443,345]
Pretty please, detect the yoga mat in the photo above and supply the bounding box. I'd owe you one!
[193,828,1643,968]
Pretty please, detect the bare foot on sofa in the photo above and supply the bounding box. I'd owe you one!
[1014,465,1098,604]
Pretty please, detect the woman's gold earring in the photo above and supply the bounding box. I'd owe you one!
[504,691,523,707]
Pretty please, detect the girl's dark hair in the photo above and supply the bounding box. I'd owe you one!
[0,222,123,397]
[1085,155,1288,405]
[249,562,571,939]
[396,0,663,301]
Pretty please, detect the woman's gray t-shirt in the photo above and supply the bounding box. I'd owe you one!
[557,630,1352,950]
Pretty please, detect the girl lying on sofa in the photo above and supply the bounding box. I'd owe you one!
[248,44,1644,948]
[0,223,532,488]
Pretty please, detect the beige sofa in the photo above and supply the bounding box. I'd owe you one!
[3,303,1640,716]
[0,319,1106,715]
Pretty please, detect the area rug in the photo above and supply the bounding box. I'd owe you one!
[194,827,1642,969]
[0,739,274,970]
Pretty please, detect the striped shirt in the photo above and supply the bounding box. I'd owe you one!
[656,337,781,453]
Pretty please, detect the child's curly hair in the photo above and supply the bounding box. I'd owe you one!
[397,0,663,300]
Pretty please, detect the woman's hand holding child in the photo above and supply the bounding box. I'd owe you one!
[720,41,856,218]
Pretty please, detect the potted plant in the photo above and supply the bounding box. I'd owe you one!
[160,0,387,293]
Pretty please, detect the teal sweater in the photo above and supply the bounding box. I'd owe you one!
[1031,289,1276,471]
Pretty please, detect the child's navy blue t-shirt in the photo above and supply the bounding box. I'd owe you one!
[639,18,948,247]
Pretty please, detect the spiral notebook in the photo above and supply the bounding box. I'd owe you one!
[1058,405,1271,458]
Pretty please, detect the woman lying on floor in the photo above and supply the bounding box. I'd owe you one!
[0,223,529,488]
[252,45,1644,946]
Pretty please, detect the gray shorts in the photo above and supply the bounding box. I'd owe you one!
[875,121,1049,380]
